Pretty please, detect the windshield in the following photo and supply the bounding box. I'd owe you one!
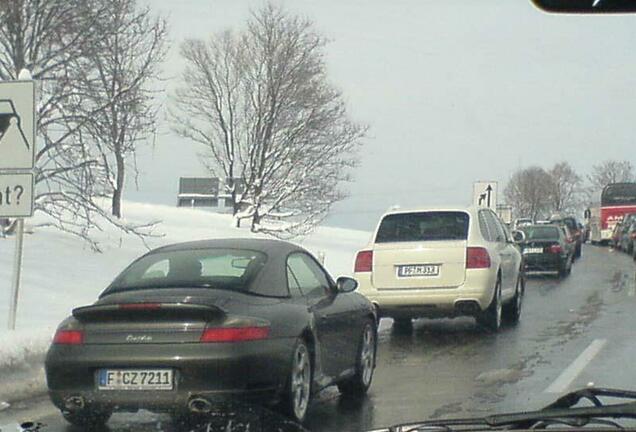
[375,211,470,243]
[601,183,636,206]
[521,225,560,240]
[106,248,267,294]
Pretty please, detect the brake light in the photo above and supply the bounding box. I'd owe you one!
[354,250,373,272]
[200,326,270,343]
[466,247,490,269]
[119,303,161,310]
[549,245,562,254]
[53,329,84,345]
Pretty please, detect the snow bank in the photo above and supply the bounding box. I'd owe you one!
[0,200,371,402]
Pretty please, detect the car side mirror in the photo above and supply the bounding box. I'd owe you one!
[336,276,358,293]
[512,230,526,243]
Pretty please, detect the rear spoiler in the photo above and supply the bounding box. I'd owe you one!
[72,302,226,322]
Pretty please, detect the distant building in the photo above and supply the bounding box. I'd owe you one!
[177,177,245,213]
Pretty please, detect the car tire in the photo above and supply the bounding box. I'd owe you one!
[503,272,524,324]
[558,258,570,278]
[280,338,312,423]
[338,320,376,397]
[62,409,111,428]
[477,277,502,332]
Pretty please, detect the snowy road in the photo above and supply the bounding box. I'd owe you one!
[1,245,635,431]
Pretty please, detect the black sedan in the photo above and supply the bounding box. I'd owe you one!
[519,224,574,278]
[45,239,377,427]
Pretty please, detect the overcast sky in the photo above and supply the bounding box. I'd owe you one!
[126,0,636,230]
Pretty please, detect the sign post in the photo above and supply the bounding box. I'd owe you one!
[473,181,498,210]
[0,80,36,330]
[8,219,24,330]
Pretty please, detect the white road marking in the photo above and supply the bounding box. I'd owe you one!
[545,339,607,394]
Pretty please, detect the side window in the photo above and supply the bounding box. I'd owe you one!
[478,211,493,242]
[286,265,303,297]
[491,212,508,243]
[485,211,506,243]
[287,253,331,297]
[500,220,512,243]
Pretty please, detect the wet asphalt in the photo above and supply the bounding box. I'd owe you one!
[1,244,635,432]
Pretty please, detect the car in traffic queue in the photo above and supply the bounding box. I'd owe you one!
[517,224,574,278]
[630,222,636,260]
[616,213,636,254]
[549,215,583,259]
[512,217,534,230]
[44,239,378,427]
[610,221,624,250]
[616,219,636,258]
[353,207,525,332]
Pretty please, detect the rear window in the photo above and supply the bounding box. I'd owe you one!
[105,248,267,295]
[521,226,560,240]
[375,211,469,243]
[563,218,577,230]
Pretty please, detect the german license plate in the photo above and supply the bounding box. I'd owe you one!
[397,264,440,277]
[523,247,544,254]
[97,369,173,390]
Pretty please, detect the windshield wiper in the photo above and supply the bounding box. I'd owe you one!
[380,388,636,432]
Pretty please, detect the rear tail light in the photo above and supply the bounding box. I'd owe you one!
[354,250,373,272]
[118,303,161,310]
[466,247,491,269]
[199,326,270,343]
[549,245,562,254]
[53,329,84,345]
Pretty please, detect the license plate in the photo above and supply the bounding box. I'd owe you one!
[523,247,544,254]
[97,369,173,390]
[397,264,440,277]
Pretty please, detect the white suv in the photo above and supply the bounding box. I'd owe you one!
[354,207,524,331]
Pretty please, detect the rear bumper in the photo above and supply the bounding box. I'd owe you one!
[523,254,563,272]
[45,338,294,413]
[355,269,496,318]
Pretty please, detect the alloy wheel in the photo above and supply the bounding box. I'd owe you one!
[291,343,311,421]
[360,324,375,386]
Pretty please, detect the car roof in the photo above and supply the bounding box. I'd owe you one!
[522,224,560,230]
[380,205,479,217]
[150,238,304,256]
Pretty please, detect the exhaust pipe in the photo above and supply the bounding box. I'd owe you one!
[188,397,212,414]
[63,395,85,411]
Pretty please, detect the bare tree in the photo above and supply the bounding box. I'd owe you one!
[547,162,582,214]
[76,0,167,218]
[588,160,635,192]
[173,32,246,221]
[172,3,366,237]
[0,0,161,250]
[504,167,553,220]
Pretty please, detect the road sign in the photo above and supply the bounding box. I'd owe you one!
[0,172,34,217]
[473,181,498,210]
[1,80,36,331]
[0,81,35,170]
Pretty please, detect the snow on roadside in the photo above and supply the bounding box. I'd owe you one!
[0,200,371,403]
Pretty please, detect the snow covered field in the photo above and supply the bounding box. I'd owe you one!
[0,201,371,403]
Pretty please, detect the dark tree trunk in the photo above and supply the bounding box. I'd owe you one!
[112,152,125,218]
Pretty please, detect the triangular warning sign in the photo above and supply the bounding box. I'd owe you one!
[0,100,30,151]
